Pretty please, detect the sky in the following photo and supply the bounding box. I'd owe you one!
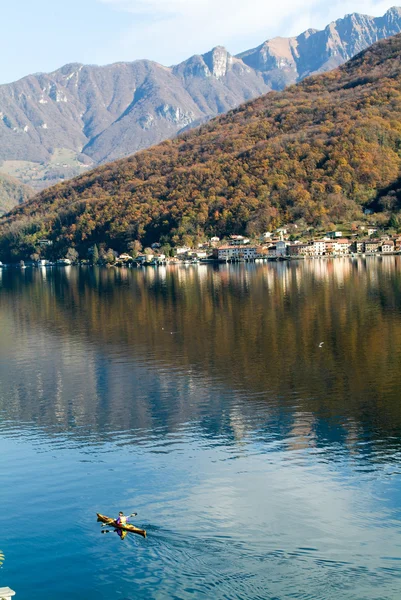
[0,0,399,84]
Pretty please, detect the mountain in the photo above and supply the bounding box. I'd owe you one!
[0,174,33,216]
[2,33,401,261]
[238,7,401,86]
[0,7,401,196]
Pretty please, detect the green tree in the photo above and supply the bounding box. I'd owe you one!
[128,240,142,258]
[105,248,117,264]
[161,244,171,256]
[66,247,79,263]
[92,244,99,265]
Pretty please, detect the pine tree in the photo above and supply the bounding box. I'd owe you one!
[92,244,99,265]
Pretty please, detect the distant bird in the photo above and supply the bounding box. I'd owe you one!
[319,342,324,348]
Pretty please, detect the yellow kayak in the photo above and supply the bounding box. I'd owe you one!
[97,513,147,538]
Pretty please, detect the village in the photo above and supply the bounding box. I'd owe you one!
[1,227,401,269]
[210,228,401,262]
[138,227,401,265]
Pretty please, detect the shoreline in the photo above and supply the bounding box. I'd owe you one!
[0,253,400,270]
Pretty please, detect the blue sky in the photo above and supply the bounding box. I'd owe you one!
[0,0,398,84]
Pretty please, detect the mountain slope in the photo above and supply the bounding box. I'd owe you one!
[2,34,401,260]
[0,7,401,191]
[0,174,34,216]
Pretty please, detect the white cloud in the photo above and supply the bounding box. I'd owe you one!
[97,0,400,65]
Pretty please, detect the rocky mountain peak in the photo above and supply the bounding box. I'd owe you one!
[55,62,84,76]
[386,6,401,19]
[202,46,232,79]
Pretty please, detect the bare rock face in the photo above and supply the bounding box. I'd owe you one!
[0,7,401,196]
[239,8,401,87]
[202,47,232,78]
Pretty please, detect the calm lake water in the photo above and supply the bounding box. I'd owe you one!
[1,259,401,599]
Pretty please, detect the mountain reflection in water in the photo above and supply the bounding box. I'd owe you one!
[1,259,401,449]
[1,259,401,599]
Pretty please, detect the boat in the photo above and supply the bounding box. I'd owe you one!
[96,513,147,538]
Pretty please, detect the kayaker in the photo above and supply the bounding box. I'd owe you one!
[116,511,128,526]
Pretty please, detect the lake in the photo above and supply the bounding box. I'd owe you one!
[1,258,401,599]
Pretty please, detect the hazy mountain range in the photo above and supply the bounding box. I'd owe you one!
[0,6,401,195]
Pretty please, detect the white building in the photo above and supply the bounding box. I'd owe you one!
[326,231,343,239]
[118,254,133,261]
[313,240,326,256]
[229,235,250,246]
[216,245,258,261]
[333,239,352,255]
[381,241,395,253]
[175,247,192,255]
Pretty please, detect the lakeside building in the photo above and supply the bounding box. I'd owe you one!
[313,240,326,256]
[280,235,401,259]
[334,239,352,255]
[364,239,381,253]
[214,245,258,261]
[382,240,395,253]
[287,243,314,258]
[136,253,154,264]
[267,241,288,258]
[118,254,133,262]
[175,246,192,255]
[182,250,209,260]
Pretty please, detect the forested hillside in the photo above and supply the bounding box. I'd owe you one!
[0,174,33,216]
[0,7,400,191]
[2,34,401,260]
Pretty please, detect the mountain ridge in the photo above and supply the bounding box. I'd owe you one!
[1,7,401,199]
